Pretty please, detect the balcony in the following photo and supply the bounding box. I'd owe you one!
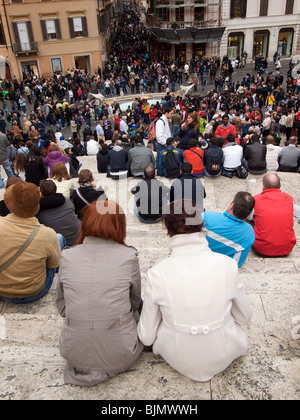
[14,42,38,56]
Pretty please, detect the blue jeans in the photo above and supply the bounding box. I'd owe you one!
[0,159,14,178]
[0,234,66,303]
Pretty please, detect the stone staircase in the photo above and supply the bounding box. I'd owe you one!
[0,156,299,400]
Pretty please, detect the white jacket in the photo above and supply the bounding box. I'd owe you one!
[155,114,172,146]
[266,144,280,171]
[138,233,253,382]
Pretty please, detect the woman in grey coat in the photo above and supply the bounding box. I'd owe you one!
[56,200,144,386]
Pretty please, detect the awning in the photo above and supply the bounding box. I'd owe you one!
[149,26,225,44]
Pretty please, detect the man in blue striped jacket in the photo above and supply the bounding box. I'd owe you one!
[202,192,255,267]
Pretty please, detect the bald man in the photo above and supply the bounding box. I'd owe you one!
[248,173,299,257]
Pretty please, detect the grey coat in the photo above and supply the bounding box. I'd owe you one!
[128,144,155,175]
[56,237,144,386]
[0,132,9,162]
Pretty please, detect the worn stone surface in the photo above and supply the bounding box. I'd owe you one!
[0,156,299,400]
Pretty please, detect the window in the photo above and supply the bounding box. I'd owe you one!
[68,16,88,38]
[228,32,245,60]
[230,0,247,19]
[278,28,294,58]
[259,0,268,17]
[175,1,184,22]
[51,57,62,74]
[157,8,169,22]
[0,23,6,45]
[194,6,205,23]
[285,0,294,14]
[12,21,35,52]
[41,19,62,41]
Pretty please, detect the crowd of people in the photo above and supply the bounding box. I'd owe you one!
[0,6,299,387]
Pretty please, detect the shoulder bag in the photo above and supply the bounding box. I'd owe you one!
[0,225,40,273]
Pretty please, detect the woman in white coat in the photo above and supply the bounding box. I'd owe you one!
[138,200,253,382]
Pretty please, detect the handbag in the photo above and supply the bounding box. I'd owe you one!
[0,225,40,273]
[235,165,248,179]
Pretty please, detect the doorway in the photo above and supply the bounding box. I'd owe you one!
[175,44,186,67]
[21,60,39,79]
[74,55,91,73]
[253,30,270,58]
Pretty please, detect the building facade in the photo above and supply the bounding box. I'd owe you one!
[0,0,123,80]
[146,0,225,64]
[221,0,300,61]
[145,0,300,64]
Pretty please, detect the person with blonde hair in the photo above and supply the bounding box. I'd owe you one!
[56,200,143,386]
[50,162,74,199]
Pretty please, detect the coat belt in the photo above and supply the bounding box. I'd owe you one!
[65,311,133,330]
[163,313,231,335]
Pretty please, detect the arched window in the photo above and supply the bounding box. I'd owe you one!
[228,32,245,60]
[278,28,294,58]
[253,30,270,58]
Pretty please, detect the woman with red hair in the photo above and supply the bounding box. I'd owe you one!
[56,200,143,386]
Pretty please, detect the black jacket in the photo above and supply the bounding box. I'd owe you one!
[97,150,109,173]
[244,141,267,172]
[169,173,206,206]
[73,185,107,219]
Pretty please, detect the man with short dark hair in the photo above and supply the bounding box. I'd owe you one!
[222,133,243,176]
[169,162,206,208]
[243,133,267,175]
[157,137,183,178]
[202,192,255,267]
[131,166,169,223]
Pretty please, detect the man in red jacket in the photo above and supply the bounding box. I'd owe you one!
[215,115,238,145]
[249,173,299,257]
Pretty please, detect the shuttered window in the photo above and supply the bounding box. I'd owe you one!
[259,0,269,17]
[285,0,294,14]
[68,16,88,38]
[41,19,62,41]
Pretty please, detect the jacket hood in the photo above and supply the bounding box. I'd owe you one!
[48,150,64,160]
[39,193,65,211]
[112,146,123,152]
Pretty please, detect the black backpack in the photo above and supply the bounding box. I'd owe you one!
[165,148,180,178]
[206,156,221,176]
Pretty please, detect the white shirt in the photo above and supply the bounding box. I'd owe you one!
[86,139,100,155]
[96,124,104,136]
[222,143,243,169]
[120,119,128,134]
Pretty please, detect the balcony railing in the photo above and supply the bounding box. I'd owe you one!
[14,42,38,55]
[166,20,218,28]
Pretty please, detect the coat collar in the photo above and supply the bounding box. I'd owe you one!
[168,232,211,254]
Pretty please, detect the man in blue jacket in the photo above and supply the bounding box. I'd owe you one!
[156,138,183,178]
[202,191,255,267]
